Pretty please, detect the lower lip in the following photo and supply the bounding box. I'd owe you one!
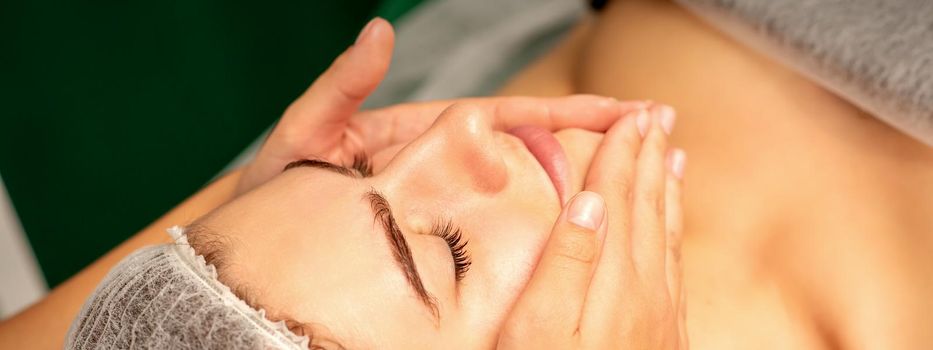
[508,126,571,204]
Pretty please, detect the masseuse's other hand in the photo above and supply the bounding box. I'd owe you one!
[498,105,688,349]
[236,18,646,195]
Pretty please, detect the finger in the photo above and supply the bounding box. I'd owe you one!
[583,110,644,263]
[353,96,649,154]
[491,96,648,131]
[664,149,686,317]
[279,17,395,139]
[505,192,607,341]
[577,108,645,330]
[631,105,674,278]
[679,280,689,350]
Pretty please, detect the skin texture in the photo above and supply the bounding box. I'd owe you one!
[195,103,684,349]
[207,106,570,348]
[500,1,933,349]
[216,17,688,347]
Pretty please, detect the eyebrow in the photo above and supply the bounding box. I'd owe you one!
[283,159,357,177]
[366,190,440,320]
[283,160,440,321]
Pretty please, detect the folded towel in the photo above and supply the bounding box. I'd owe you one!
[677,0,933,146]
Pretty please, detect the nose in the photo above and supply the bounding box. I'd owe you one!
[380,103,509,197]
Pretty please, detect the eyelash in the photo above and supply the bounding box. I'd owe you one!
[350,153,374,177]
[353,154,471,281]
[431,221,472,282]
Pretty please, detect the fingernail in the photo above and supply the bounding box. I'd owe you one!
[635,108,650,138]
[355,17,381,45]
[567,191,605,231]
[656,105,676,135]
[667,148,687,180]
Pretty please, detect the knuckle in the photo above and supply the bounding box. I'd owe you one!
[638,189,665,218]
[553,226,599,265]
[612,175,636,201]
[585,173,634,203]
[666,228,682,249]
[667,238,683,262]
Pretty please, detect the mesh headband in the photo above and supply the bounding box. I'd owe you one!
[65,226,309,349]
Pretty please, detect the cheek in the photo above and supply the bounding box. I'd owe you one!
[455,213,554,343]
[476,214,553,287]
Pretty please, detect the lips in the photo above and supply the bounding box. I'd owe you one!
[507,126,571,204]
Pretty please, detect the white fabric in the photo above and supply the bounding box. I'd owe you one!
[0,173,46,319]
[65,227,308,350]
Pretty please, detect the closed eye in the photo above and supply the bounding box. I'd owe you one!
[430,220,471,283]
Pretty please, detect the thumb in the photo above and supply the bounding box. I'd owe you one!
[501,192,607,346]
[281,17,395,133]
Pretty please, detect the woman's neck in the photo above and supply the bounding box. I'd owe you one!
[499,1,933,348]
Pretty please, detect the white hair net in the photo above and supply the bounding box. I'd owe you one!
[65,226,310,350]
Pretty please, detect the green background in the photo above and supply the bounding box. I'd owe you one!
[0,0,424,288]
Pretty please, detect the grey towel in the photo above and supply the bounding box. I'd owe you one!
[677,0,933,146]
[363,0,584,107]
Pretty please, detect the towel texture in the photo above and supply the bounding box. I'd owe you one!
[678,0,933,145]
[363,0,584,107]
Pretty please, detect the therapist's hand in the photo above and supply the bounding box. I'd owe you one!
[498,105,688,349]
[236,17,646,195]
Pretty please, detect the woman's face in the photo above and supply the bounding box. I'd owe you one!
[198,104,605,348]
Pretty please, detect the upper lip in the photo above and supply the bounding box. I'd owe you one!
[506,126,571,204]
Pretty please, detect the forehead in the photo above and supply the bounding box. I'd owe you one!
[201,169,435,347]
